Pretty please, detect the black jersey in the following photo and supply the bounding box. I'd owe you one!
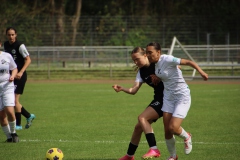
[139,63,164,100]
[3,40,25,70]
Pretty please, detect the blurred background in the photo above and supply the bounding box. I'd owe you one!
[0,0,239,80]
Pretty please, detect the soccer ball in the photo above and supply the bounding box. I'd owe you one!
[46,148,64,160]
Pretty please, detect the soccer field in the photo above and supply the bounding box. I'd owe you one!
[0,80,239,160]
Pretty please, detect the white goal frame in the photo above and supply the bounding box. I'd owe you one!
[168,36,196,80]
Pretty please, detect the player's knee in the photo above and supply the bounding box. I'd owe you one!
[134,123,143,133]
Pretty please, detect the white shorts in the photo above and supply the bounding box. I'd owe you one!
[161,88,191,119]
[0,81,15,111]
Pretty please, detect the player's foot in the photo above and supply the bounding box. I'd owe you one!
[11,133,19,143]
[25,114,36,129]
[184,133,192,154]
[142,148,161,159]
[167,155,178,160]
[119,155,134,160]
[5,138,13,143]
[16,125,22,130]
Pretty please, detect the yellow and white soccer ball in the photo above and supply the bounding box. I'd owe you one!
[46,148,64,160]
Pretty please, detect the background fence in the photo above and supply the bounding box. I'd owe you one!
[1,44,239,80]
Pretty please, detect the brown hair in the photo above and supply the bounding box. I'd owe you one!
[131,47,146,71]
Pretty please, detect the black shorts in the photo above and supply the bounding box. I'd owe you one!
[148,99,163,122]
[14,71,27,94]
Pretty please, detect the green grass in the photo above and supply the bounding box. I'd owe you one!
[0,81,240,160]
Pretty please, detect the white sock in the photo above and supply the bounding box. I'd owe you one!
[1,125,11,139]
[9,120,16,134]
[165,136,177,158]
[150,146,158,149]
[178,128,189,140]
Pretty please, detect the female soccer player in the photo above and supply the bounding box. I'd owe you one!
[3,27,35,130]
[146,42,208,160]
[112,47,163,160]
[0,50,19,142]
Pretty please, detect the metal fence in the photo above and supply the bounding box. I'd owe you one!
[1,45,240,79]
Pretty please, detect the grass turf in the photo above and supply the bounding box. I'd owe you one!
[0,81,239,160]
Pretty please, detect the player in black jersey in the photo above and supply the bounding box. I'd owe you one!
[112,47,164,160]
[3,27,35,130]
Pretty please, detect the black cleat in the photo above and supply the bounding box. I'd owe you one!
[11,133,19,143]
[5,138,13,143]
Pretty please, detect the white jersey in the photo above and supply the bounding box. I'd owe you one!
[155,54,188,91]
[0,51,17,83]
[155,54,191,118]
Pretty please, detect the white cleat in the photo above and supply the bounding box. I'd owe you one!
[184,133,192,154]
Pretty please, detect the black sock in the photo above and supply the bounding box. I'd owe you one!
[127,142,138,156]
[145,133,157,147]
[15,112,21,126]
[21,106,31,119]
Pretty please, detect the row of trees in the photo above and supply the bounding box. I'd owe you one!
[0,0,239,47]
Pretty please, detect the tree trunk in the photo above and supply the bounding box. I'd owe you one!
[71,0,82,46]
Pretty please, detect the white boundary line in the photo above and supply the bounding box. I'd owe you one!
[19,139,240,145]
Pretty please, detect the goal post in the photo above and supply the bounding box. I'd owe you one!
[168,36,196,80]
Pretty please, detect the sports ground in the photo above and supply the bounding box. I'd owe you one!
[0,80,239,160]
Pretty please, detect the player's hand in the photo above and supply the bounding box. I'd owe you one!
[201,72,208,81]
[9,76,14,82]
[15,72,23,79]
[112,84,122,92]
[150,74,161,85]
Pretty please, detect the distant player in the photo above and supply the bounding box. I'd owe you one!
[112,47,163,160]
[0,50,19,142]
[3,27,35,130]
[146,42,208,160]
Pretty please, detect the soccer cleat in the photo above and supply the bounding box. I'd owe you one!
[5,138,13,143]
[119,155,134,160]
[184,133,192,154]
[25,114,36,129]
[11,133,19,143]
[142,148,161,159]
[167,155,178,160]
[16,125,23,130]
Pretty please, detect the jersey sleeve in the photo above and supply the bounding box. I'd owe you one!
[135,71,144,83]
[166,55,181,65]
[19,44,30,58]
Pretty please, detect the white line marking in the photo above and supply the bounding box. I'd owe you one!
[19,139,240,145]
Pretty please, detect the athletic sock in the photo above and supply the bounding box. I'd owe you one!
[9,120,16,133]
[15,112,21,126]
[21,106,31,118]
[145,133,157,148]
[165,136,177,158]
[127,142,138,156]
[1,125,11,139]
[178,127,189,140]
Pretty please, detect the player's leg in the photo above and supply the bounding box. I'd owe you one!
[3,84,19,142]
[14,93,22,129]
[4,106,19,142]
[15,73,35,129]
[172,96,192,155]
[138,106,161,159]
[0,109,12,142]
[119,122,143,160]
[163,112,178,160]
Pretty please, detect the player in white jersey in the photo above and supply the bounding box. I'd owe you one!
[146,42,208,160]
[0,51,19,142]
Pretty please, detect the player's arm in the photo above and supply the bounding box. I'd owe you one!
[180,59,208,81]
[9,68,18,82]
[112,81,142,95]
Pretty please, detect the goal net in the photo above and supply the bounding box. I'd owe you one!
[168,36,196,80]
